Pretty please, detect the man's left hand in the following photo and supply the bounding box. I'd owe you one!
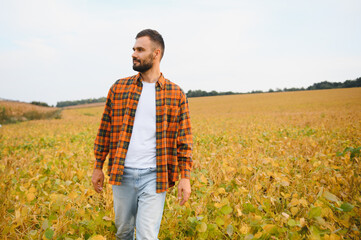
[178,178,191,206]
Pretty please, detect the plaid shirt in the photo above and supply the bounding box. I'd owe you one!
[94,73,193,193]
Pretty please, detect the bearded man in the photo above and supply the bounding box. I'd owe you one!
[92,29,193,240]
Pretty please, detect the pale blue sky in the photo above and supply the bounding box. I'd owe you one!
[0,0,360,105]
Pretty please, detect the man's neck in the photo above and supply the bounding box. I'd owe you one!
[140,67,161,83]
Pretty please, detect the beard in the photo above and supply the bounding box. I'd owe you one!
[132,55,153,73]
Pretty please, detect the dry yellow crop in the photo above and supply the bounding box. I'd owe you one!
[0,101,56,115]
[0,88,360,239]
[0,101,60,124]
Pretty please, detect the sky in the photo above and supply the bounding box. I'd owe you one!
[0,0,360,106]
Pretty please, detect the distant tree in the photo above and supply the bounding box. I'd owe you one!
[343,77,361,88]
[250,90,263,94]
[186,89,239,98]
[56,97,107,107]
[223,91,236,95]
[283,87,304,92]
[209,90,218,96]
[307,81,337,90]
[30,101,50,107]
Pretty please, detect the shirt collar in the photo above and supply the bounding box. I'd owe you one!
[135,72,166,90]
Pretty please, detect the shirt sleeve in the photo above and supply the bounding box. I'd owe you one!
[177,91,193,179]
[93,87,113,169]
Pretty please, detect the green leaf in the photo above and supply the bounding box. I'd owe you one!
[340,202,354,212]
[288,219,297,227]
[207,223,218,232]
[221,205,233,215]
[309,225,321,239]
[42,219,49,230]
[215,216,224,226]
[49,214,57,221]
[45,228,54,239]
[6,208,14,213]
[226,224,234,236]
[323,191,339,202]
[197,222,207,232]
[187,216,197,223]
[309,207,322,218]
[243,203,256,214]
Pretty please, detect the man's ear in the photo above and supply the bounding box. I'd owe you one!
[154,49,161,59]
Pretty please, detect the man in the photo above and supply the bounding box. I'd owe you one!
[91,29,193,239]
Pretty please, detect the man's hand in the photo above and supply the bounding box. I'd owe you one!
[178,178,191,206]
[92,169,104,193]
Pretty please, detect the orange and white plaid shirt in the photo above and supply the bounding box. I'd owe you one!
[94,73,193,193]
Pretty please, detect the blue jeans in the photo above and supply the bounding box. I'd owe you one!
[112,167,166,240]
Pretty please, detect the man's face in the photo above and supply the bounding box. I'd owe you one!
[132,36,156,73]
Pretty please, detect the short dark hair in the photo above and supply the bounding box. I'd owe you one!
[136,29,165,59]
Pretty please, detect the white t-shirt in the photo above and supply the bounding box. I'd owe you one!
[124,81,157,168]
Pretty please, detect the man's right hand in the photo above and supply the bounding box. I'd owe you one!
[92,168,104,193]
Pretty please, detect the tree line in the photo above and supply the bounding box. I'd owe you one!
[56,97,107,108]
[54,77,360,106]
[30,101,51,107]
[186,77,361,98]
